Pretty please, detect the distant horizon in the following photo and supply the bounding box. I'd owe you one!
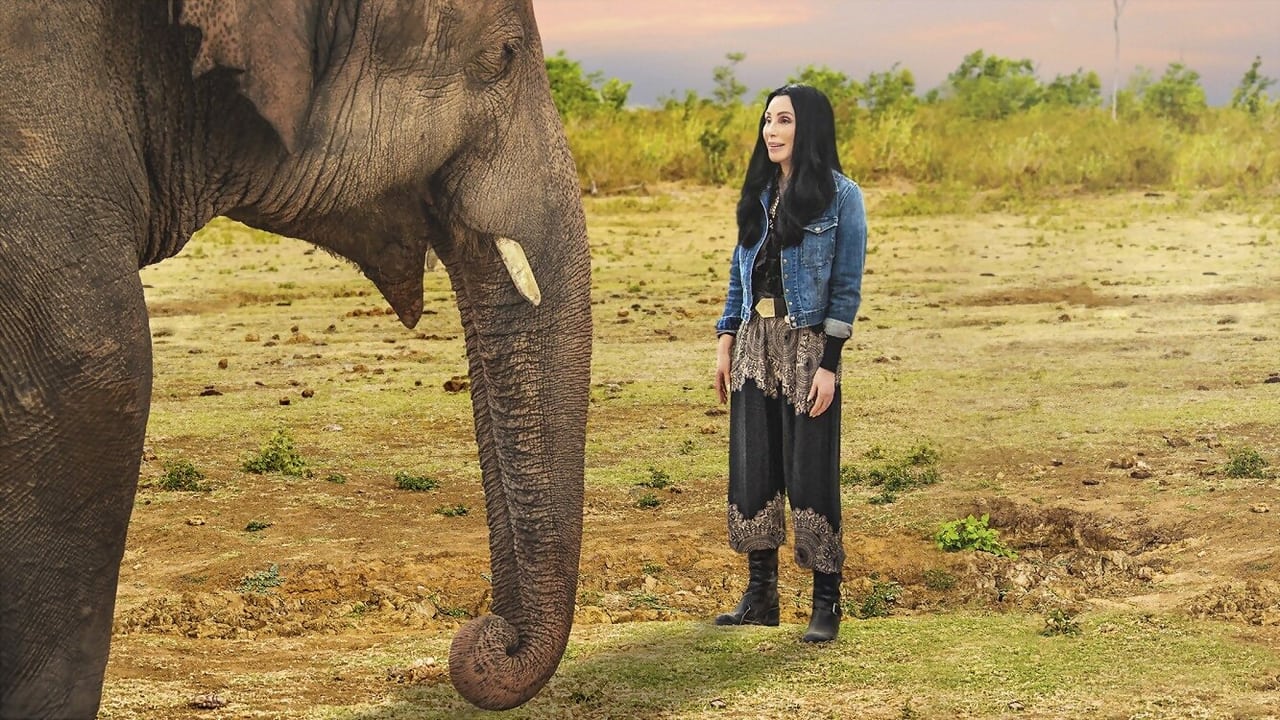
[534,0,1280,107]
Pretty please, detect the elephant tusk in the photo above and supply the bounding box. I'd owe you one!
[495,237,542,307]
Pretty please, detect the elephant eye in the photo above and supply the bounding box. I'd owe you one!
[473,34,522,83]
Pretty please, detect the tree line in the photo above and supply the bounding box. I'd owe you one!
[545,50,1280,196]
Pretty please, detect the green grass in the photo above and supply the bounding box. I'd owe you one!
[292,613,1279,719]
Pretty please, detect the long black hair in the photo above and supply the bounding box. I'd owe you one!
[736,84,842,248]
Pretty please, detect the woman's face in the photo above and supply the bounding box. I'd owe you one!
[763,94,797,176]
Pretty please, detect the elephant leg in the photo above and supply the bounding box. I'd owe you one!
[0,262,152,719]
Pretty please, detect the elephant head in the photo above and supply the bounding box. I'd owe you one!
[0,0,587,714]
[180,0,592,709]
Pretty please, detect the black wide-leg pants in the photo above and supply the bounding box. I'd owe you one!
[727,377,846,574]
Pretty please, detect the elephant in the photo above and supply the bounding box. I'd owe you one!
[0,1,590,716]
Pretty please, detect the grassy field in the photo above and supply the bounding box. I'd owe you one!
[100,187,1280,719]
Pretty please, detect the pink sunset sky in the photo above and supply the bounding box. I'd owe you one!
[533,0,1280,106]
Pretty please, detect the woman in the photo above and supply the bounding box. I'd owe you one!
[713,84,867,643]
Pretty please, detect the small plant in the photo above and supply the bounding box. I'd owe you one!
[243,429,309,477]
[678,438,697,455]
[435,504,469,517]
[851,579,902,619]
[1041,608,1082,637]
[935,514,1017,558]
[642,562,663,575]
[841,443,941,504]
[439,605,470,619]
[627,590,669,610]
[636,467,673,490]
[1223,446,1270,479]
[923,568,957,591]
[324,473,348,484]
[394,471,439,492]
[636,492,661,509]
[244,520,272,532]
[158,459,208,492]
[905,443,941,466]
[236,564,283,594]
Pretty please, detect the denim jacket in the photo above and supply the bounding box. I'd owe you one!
[716,171,867,338]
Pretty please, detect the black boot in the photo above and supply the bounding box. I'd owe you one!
[715,549,780,626]
[801,571,841,643]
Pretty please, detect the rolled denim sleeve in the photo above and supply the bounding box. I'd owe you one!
[822,182,867,339]
[716,243,745,335]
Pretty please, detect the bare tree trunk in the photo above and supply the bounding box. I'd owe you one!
[1112,0,1129,121]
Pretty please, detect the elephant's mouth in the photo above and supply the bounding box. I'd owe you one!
[377,196,541,330]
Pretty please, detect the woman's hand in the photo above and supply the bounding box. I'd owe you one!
[807,367,836,417]
[715,334,735,404]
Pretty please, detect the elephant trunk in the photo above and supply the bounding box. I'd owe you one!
[444,226,591,710]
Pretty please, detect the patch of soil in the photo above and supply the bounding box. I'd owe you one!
[1185,580,1280,626]
[959,283,1133,308]
[115,559,490,639]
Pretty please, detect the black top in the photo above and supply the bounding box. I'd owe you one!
[751,228,784,298]
[751,186,846,372]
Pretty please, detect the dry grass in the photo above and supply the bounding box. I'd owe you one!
[98,188,1280,718]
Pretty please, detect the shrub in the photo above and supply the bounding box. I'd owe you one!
[243,429,309,477]
[637,492,661,509]
[851,579,902,619]
[435,504,469,517]
[158,459,208,492]
[935,514,1017,558]
[324,473,348,484]
[1223,447,1270,479]
[244,520,272,532]
[394,471,438,492]
[237,564,283,594]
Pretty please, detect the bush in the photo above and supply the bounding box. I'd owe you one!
[637,492,661,509]
[394,471,438,492]
[850,579,902,619]
[435,504,469,517]
[244,520,272,532]
[243,429,309,477]
[1223,447,1270,478]
[935,514,1017,558]
[158,459,208,492]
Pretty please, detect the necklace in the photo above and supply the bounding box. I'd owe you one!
[768,178,785,229]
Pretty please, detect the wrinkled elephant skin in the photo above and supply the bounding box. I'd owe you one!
[0,1,589,716]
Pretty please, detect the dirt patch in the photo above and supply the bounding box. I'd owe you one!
[1198,285,1280,306]
[115,558,491,639]
[1185,580,1280,626]
[959,283,1133,308]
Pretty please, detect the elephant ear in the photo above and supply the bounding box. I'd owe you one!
[181,0,320,153]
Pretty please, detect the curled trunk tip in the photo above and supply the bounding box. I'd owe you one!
[448,612,567,710]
